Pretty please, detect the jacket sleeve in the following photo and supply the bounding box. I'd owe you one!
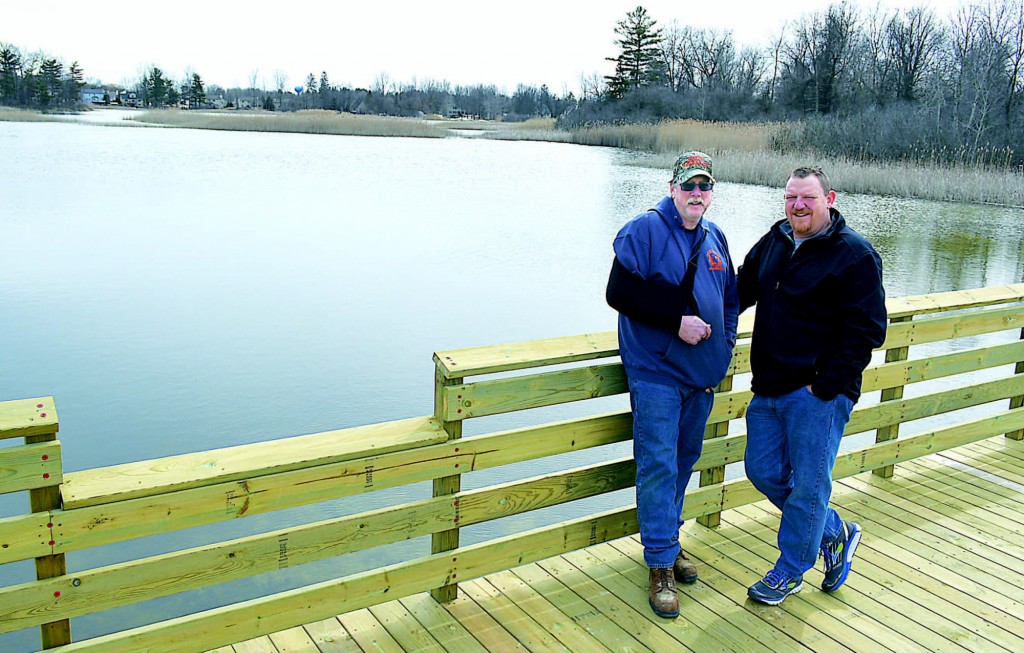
[714,226,740,349]
[736,235,766,314]
[606,257,694,332]
[723,255,740,349]
[812,249,888,400]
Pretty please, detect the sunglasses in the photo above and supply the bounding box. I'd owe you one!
[678,181,714,191]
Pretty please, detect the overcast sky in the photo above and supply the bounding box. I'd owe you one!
[6,0,966,94]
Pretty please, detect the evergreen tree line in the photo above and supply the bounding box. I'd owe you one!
[580,1,1024,168]
[138,66,207,109]
[0,44,84,109]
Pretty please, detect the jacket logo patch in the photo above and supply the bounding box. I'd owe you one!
[707,249,726,271]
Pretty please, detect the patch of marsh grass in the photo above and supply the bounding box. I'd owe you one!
[130,109,446,138]
[491,118,776,152]
[0,108,67,122]
[639,149,1024,207]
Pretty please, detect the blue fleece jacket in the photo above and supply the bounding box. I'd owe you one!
[613,196,739,390]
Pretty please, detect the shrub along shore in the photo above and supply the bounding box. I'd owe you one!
[4,108,1021,207]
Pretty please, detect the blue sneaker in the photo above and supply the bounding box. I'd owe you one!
[747,569,803,605]
[821,520,862,592]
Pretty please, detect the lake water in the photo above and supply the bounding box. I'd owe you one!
[1,115,1023,648]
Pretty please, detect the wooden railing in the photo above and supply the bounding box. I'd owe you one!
[0,284,1022,653]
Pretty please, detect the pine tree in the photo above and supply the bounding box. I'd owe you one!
[0,46,21,105]
[187,72,205,108]
[65,61,84,104]
[145,67,170,107]
[40,58,63,106]
[605,6,665,98]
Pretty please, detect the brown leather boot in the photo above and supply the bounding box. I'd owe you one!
[674,550,698,584]
[648,567,679,618]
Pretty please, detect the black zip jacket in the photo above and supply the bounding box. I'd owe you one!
[737,208,887,401]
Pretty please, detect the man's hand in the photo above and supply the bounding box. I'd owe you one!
[678,315,712,345]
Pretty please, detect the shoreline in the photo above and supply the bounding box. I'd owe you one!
[3,108,1022,208]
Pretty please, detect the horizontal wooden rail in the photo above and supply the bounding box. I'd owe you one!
[434,332,620,379]
[445,337,1024,424]
[433,284,1024,380]
[885,283,1024,320]
[694,373,1024,472]
[62,416,446,509]
[441,363,628,421]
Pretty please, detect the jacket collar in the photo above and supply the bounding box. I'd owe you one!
[655,195,710,233]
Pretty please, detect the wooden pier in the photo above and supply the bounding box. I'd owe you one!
[1,284,1022,653]
[226,436,1024,653]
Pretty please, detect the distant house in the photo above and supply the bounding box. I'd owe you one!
[81,88,106,104]
[117,90,140,108]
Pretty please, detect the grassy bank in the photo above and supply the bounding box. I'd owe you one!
[0,108,73,122]
[129,109,447,138]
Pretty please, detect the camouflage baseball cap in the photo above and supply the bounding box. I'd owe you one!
[672,151,715,184]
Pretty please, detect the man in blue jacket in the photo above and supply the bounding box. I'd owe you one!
[738,166,887,605]
[606,151,739,619]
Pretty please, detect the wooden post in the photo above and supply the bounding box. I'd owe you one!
[697,373,733,528]
[430,364,463,603]
[874,315,912,477]
[27,429,72,649]
[1008,325,1024,441]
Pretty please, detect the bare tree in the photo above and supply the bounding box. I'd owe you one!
[660,21,687,92]
[859,2,894,104]
[248,68,259,108]
[767,23,788,102]
[372,71,393,95]
[886,6,943,101]
[786,2,860,113]
[735,46,767,96]
[273,70,287,98]
[578,71,606,100]
[685,28,736,90]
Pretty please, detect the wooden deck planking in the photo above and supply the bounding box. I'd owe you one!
[834,479,1024,650]
[300,618,362,652]
[221,437,1024,653]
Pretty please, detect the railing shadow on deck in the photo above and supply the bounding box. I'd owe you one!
[0,283,1022,653]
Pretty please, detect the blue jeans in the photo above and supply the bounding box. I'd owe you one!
[630,378,714,569]
[744,387,854,578]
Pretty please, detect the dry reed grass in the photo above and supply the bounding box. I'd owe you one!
[0,108,67,122]
[495,119,1021,207]
[492,118,775,152]
[641,149,1024,207]
[129,109,447,138]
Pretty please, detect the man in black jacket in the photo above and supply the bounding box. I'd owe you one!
[738,166,887,605]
